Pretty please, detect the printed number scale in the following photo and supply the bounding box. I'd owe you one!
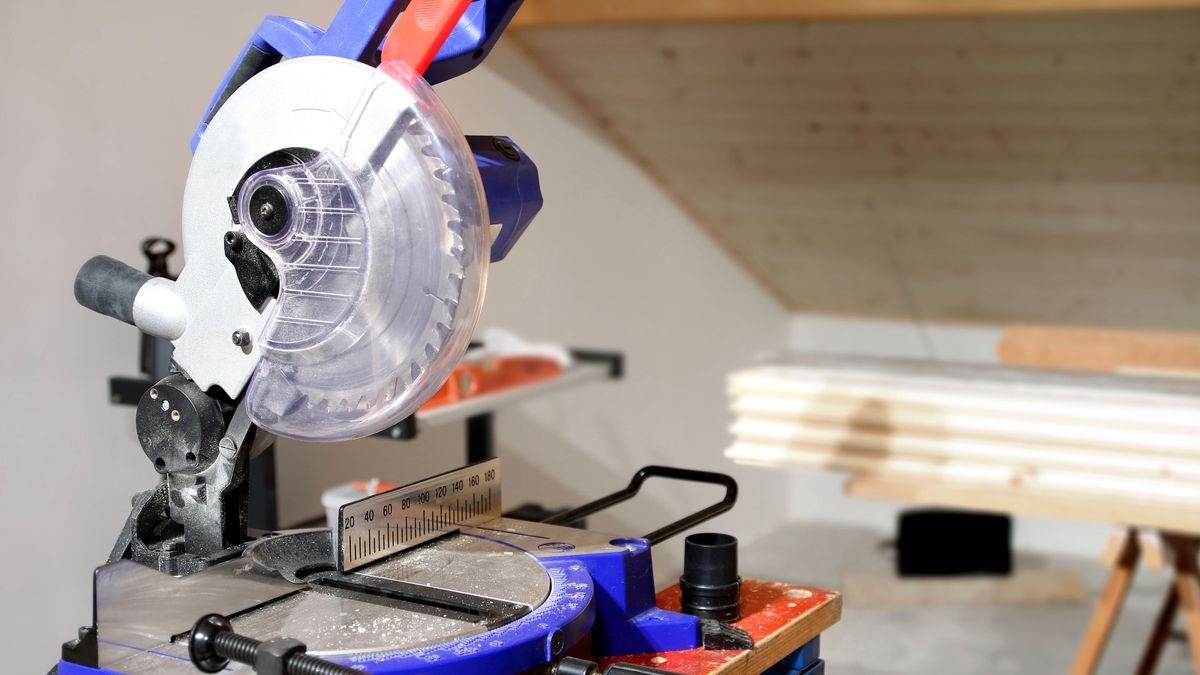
[338,458,501,572]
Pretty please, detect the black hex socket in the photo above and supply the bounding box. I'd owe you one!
[679,532,741,622]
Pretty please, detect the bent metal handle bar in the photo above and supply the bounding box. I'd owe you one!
[542,466,739,546]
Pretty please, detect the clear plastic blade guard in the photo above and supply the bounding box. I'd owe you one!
[238,61,488,441]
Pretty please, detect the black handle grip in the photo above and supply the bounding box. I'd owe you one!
[74,255,152,325]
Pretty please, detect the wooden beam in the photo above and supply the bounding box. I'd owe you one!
[753,456,1200,535]
[512,0,1200,27]
[999,326,1200,375]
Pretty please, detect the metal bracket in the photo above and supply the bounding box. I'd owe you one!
[107,392,265,575]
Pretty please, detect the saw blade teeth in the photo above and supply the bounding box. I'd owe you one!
[435,322,451,342]
[423,287,459,313]
[417,142,468,274]
[440,193,464,216]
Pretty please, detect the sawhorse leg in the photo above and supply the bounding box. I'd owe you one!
[1137,534,1200,674]
[1135,586,1178,675]
[1070,528,1141,675]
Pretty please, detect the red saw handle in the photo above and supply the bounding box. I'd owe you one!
[382,0,473,74]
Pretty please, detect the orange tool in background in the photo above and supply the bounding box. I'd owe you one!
[421,355,564,409]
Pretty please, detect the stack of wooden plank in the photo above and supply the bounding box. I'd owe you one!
[726,355,1200,534]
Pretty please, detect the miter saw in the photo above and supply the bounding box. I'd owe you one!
[60,1,774,674]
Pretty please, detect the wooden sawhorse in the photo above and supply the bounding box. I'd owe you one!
[1071,529,1200,674]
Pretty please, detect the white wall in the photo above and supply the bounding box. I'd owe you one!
[784,314,1116,557]
[0,1,289,667]
[0,2,790,670]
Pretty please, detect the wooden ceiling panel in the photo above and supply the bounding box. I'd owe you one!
[514,0,1200,26]
[517,11,1200,329]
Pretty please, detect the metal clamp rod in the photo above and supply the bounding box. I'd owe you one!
[190,613,357,675]
[543,466,738,546]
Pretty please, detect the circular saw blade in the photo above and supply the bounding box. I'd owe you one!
[176,57,489,441]
[242,61,490,440]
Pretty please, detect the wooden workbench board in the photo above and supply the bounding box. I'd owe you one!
[596,580,841,675]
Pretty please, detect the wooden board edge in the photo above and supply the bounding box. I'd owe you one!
[714,591,843,674]
[842,473,1200,535]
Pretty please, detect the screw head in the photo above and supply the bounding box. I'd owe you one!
[231,330,251,347]
[492,137,520,162]
[248,184,288,237]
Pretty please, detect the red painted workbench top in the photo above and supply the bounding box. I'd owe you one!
[596,579,842,674]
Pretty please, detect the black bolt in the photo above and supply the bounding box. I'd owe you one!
[248,184,289,237]
[189,614,358,675]
[493,137,520,162]
[224,231,243,252]
[550,629,565,655]
[232,330,251,347]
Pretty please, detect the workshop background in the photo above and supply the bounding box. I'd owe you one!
[2,1,1198,673]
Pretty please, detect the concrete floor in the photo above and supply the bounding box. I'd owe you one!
[740,522,1193,675]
